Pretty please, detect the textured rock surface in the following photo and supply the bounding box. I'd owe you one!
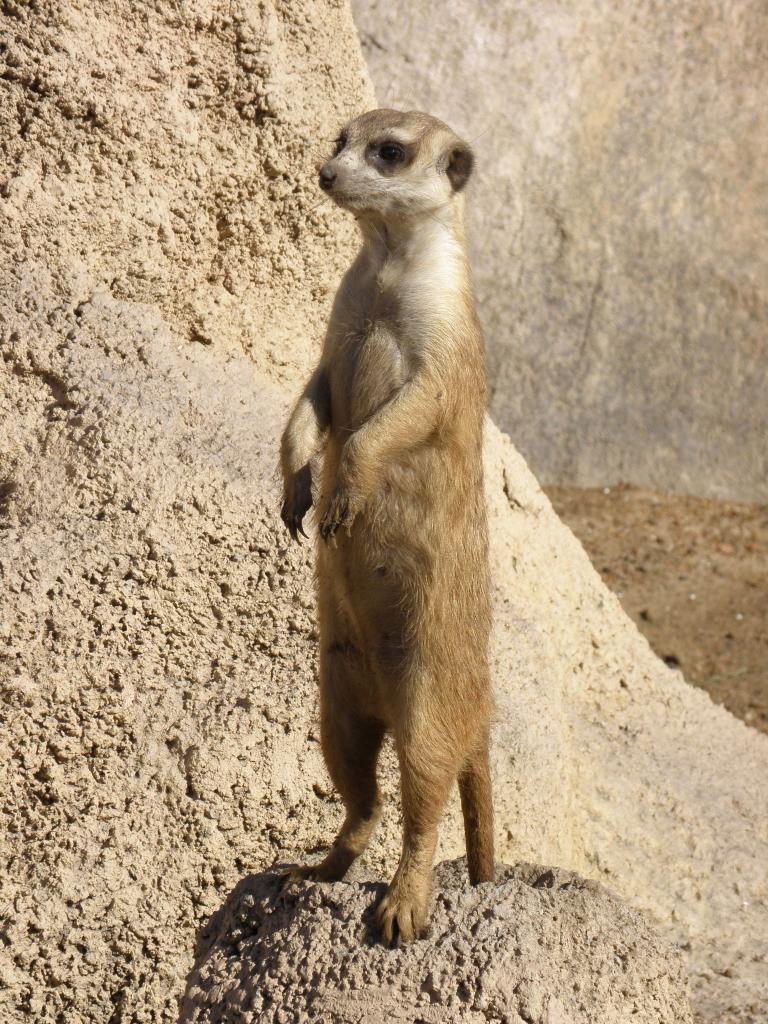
[0,0,371,382]
[352,0,768,502]
[1,3,767,1024]
[180,859,693,1023]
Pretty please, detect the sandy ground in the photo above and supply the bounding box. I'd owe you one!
[547,485,768,735]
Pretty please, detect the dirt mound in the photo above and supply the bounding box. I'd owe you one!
[180,859,692,1024]
[1,2,767,1024]
[547,484,768,735]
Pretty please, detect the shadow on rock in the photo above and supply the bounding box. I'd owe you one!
[179,865,387,1023]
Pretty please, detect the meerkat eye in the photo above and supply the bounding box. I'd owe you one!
[333,133,347,156]
[378,142,405,163]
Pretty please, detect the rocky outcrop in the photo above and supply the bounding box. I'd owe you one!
[352,0,768,502]
[180,860,693,1024]
[0,1,372,1020]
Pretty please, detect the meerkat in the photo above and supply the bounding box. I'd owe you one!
[279,108,493,945]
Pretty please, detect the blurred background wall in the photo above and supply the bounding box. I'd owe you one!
[351,0,768,502]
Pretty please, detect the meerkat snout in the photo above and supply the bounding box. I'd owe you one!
[318,108,474,217]
[319,165,336,191]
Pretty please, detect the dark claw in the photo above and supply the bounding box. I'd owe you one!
[281,503,308,544]
[320,496,349,542]
[280,868,303,892]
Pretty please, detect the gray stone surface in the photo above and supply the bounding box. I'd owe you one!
[180,859,693,1023]
[352,0,768,502]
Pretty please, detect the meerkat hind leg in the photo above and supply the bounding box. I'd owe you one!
[283,667,385,887]
[376,730,457,946]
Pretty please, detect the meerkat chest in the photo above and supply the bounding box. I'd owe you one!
[326,243,465,433]
[329,315,406,431]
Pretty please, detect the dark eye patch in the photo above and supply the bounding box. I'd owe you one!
[378,142,405,163]
[333,133,347,156]
[367,138,411,173]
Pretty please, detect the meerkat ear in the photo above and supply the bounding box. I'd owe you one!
[446,144,474,192]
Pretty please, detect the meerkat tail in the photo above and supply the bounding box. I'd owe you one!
[458,744,495,884]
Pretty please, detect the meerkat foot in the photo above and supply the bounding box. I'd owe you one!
[375,873,431,946]
[281,506,309,543]
[280,841,357,888]
[279,860,345,889]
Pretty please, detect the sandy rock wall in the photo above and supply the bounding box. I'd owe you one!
[0,0,371,382]
[1,279,326,1022]
[0,0,372,1020]
[352,0,768,502]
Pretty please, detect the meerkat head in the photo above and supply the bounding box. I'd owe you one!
[317,108,474,219]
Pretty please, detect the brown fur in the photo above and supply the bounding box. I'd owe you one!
[280,109,493,944]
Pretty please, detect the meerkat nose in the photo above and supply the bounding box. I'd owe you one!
[319,166,337,191]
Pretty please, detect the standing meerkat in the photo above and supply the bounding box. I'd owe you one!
[280,108,493,944]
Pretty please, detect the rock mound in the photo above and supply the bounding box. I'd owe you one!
[180,859,693,1024]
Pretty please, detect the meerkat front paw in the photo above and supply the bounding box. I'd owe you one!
[319,486,360,541]
[281,465,313,542]
[375,873,431,946]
